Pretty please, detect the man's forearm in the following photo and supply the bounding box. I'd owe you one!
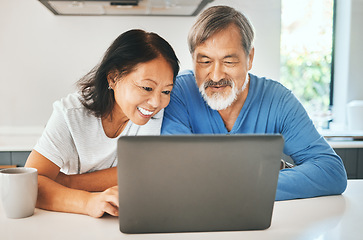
[56,167,117,192]
[275,159,347,201]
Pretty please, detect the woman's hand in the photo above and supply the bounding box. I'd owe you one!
[85,186,119,218]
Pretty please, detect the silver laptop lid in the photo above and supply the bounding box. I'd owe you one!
[117,134,283,233]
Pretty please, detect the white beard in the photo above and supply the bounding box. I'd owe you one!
[199,73,249,111]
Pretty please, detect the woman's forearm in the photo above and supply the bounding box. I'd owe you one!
[55,167,118,192]
[25,150,118,217]
[37,175,91,215]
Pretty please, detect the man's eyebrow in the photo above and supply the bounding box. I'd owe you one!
[196,53,240,59]
[223,54,240,59]
[196,53,210,59]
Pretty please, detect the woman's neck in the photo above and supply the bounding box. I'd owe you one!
[102,108,129,138]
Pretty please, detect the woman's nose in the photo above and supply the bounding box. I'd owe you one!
[148,92,161,108]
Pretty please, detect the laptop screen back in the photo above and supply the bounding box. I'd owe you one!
[117,134,283,233]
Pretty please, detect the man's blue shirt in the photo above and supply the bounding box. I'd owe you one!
[161,70,347,200]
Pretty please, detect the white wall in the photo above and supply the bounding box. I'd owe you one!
[0,0,281,129]
[333,0,363,128]
[347,0,363,101]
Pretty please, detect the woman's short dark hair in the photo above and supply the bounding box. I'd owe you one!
[77,29,180,118]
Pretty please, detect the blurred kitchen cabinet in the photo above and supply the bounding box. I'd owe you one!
[12,152,31,167]
[1,149,363,179]
[335,148,363,179]
[358,149,363,179]
[280,148,363,179]
[0,151,30,167]
[0,152,11,165]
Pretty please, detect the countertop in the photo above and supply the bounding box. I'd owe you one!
[1,180,363,240]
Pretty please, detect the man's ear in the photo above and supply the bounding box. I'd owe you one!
[191,52,197,72]
[248,47,255,70]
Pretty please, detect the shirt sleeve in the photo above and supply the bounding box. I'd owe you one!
[33,100,77,171]
[275,90,347,200]
[161,79,193,135]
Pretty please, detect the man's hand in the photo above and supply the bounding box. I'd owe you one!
[280,159,294,169]
[85,186,119,218]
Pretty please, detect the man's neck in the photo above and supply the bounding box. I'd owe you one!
[217,83,249,132]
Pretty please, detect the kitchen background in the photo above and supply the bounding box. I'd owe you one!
[1,0,363,177]
[0,0,362,132]
[0,0,281,130]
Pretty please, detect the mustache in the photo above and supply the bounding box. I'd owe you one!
[203,79,233,89]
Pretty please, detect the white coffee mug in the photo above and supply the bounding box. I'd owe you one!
[0,167,38,218]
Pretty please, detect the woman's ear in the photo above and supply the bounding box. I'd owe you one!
[107,71,118,89]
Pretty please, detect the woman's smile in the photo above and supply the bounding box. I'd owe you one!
[137,106,154,117]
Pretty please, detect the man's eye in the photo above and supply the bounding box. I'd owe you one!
[162,90,171,95]
[199,61,211,64]
[224,61,237,66]
[143,87,153,92]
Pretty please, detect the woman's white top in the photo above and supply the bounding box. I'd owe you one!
[34,93,163,174]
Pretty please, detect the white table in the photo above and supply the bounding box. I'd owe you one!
[1,180,362,240]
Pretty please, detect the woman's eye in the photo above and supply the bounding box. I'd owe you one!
[142,87,153,92]
[162,90,171,95]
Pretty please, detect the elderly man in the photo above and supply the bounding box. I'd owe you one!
[161,5,347,200]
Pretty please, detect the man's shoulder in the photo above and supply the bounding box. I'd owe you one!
[177,69,194,78]
[171,70,199,96]
[252,74,285,88]
[175,70,195,85]
[251,74,291,96]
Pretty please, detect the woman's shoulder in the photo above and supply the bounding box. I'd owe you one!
[53,92,83,110]
[53,92,93,119]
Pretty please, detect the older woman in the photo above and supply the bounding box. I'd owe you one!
[25,29,179,218]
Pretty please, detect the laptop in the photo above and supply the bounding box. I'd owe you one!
[117,134,283,234]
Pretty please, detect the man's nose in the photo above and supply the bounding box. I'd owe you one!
[210,62,225,82]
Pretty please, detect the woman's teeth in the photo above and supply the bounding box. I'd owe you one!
[137,107,153,116]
